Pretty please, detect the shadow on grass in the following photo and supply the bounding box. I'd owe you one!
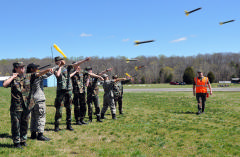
[46,105,54,107]
[173,111,197,114]
[44,128,55,131]
[0,133,12,139]
[0,133,13,148]
[0,143,13,148]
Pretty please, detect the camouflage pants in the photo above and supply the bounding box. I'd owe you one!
[10,109,30,144]
[54,90,72,125]
[101,96,116,115]
[87,95,100,117]
[114,96,123,112]
[73,92,86,122]
[30,100,46,133]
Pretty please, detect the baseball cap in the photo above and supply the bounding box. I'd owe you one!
[27,63,40,70]
[55,56,64,62]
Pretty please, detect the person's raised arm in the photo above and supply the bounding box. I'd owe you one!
[36,68,53,77]
[98,67,112,76]
[70,67,80,78]
[72,57,91,69]
[114,78,127,82]
[88,72,104,81]
[3,73,18,87]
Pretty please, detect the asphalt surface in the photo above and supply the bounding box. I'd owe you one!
[100,88,240,92]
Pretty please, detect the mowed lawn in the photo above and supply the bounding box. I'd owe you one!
[0,87,239,157]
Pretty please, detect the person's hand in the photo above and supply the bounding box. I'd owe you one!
[107,68,113,72]
[60,60,65,66]
[210,91,212,95]
[12,73,19,78]
[48,68,53,73]
[85,57,91,62]
[76,67,81,73]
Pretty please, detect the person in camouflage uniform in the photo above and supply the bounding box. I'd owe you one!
[3,62,32,149]
[27,63,56,141]
[71,64,103,124]
[86,67,112,122]
[100,74,127,120]
[112,75,132,114]
[54,56,90,132]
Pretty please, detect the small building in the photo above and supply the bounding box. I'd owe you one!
[231,78,240,83]
[43,74,57,87]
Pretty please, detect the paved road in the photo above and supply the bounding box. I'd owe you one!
[100,88,240,92]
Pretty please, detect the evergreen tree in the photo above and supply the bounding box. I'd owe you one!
[207,71,215,83]
[183,67,194,84]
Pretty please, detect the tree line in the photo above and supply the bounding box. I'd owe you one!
[0,52,240,84]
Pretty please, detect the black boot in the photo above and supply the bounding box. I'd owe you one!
[66,124,74,131]
[197,109,202,115]
[54,123,60,132]
[31,131,37,139]
[14,143,23,149]
[20,142,27,147]
[76,121,82,125]
[80,118,88,124]
[88,116,92,122]
[112,114,117,120]
[101,113,106,119]
[119,110,123,115]
[96,115,103,122]
[37,133,51,141]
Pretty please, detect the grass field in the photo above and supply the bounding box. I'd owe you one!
[0,87,239,156]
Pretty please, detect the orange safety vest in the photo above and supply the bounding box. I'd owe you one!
[194,77,209,93]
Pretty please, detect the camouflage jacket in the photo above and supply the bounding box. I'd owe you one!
[54,66,72,91]
[87,77,99,97]
[113,79,131,97]
[71,71,88,94]
[102,80,115,98]
[6,74,31,112]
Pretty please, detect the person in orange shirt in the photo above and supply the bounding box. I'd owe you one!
[193,70,212,115]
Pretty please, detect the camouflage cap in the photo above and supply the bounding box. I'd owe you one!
[102,74,108,78]
[85,66,92,71]
[55,56,64,62]
[13,62,25,67]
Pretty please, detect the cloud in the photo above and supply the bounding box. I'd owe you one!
[170,37,187,43]
[80,33,92,37]
[122,38,129,42]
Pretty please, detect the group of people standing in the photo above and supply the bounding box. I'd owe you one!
[3,56,132,149]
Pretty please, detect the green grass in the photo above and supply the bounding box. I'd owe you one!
[0,87,239,156]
